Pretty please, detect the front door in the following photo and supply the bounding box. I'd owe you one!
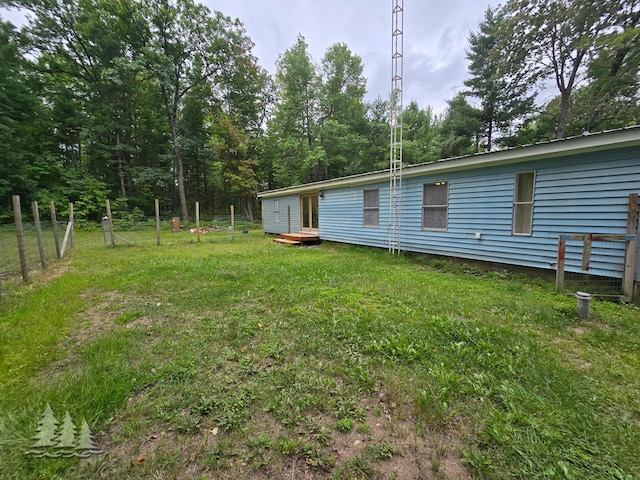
[300,194,319,232]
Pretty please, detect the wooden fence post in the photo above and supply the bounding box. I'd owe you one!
[231,205,235,241]
[623,194,638,298]
[581,234,592,271]
[12,195,29,283]
[32,201,46,270]
[50,201,61,259]
[105,199,115,247]
[69,202,74,249]
[155,199,161,246]
[555,235,567,292]
[195,201,201,243]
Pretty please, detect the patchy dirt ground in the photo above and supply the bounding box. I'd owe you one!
[87,383,472,480]
[53,291,473,479]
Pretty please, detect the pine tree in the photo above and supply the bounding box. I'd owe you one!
[55,411,77,457]
[465,6,533,150]
[439,93,483,158]
[75,418,103,457]
[25,404,59,457]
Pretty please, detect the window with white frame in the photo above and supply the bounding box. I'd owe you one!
[273,199,280,223]
[422,181,448,230]
[513,171,535,235]
[363,189,379,227]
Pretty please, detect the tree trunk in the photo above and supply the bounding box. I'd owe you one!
[116,130,127,198]
[554,48,585,140]
[203,163,210,211]
[244,197,254,223]
[486,121,493,152]
[162,85,190,221]
[125,114,134,195]
[556,89,571,139]
[195,146,200,203]
[169,115,189,221]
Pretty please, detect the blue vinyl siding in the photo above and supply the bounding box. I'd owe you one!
[320,182,390,247]
[262,195,300,234]
[317,146,640,280]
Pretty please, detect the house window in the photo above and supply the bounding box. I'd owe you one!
[422,182,448,230]
[513,171,535,235]
[363,189,379,227]
[273,200,280,223]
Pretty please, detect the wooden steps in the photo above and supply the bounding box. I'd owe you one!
[274,232,320,246]
[273,238,301,246]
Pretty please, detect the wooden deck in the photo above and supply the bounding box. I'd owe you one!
[273,232,321,246]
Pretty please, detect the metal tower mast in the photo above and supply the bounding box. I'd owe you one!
[389,0,404,254]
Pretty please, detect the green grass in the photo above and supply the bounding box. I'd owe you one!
[0,230,639,479]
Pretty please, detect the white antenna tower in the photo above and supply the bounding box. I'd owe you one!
[389,0,403,254]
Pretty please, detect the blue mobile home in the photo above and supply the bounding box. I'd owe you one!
[258,127,640,295]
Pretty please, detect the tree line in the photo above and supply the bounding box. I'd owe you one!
[1,0,638,224]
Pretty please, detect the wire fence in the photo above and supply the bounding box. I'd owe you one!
[0,220,61,279]
[1,195,261,299]
[557,235,631,298]
[100,213,258,248]
[1,214,258,279]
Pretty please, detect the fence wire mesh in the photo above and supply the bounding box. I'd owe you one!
[0,220,61,282]
[0,193,262,301]
[100,214,257,247]
[561,237,626,295]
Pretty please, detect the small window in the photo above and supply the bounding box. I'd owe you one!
[513,171,535,235]
[273,199,280,223]
[363,189,379,227]
[422,182,448,230]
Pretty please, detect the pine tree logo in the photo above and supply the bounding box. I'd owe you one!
[25,404,59,457]
[25,404,103,458]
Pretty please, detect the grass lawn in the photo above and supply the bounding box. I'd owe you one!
[1,230,639,479]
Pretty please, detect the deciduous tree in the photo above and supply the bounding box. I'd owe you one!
[271,34,320,186]
[318,43,368,178]
[499,0,621,138]
[402,101,441,164]
[572,0,640,132]
[0,19,59,220]
[141,1,263,219]
[210,113,257,221]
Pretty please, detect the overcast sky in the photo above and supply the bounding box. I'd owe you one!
[205,0,499,114]
[1,1,499,114]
